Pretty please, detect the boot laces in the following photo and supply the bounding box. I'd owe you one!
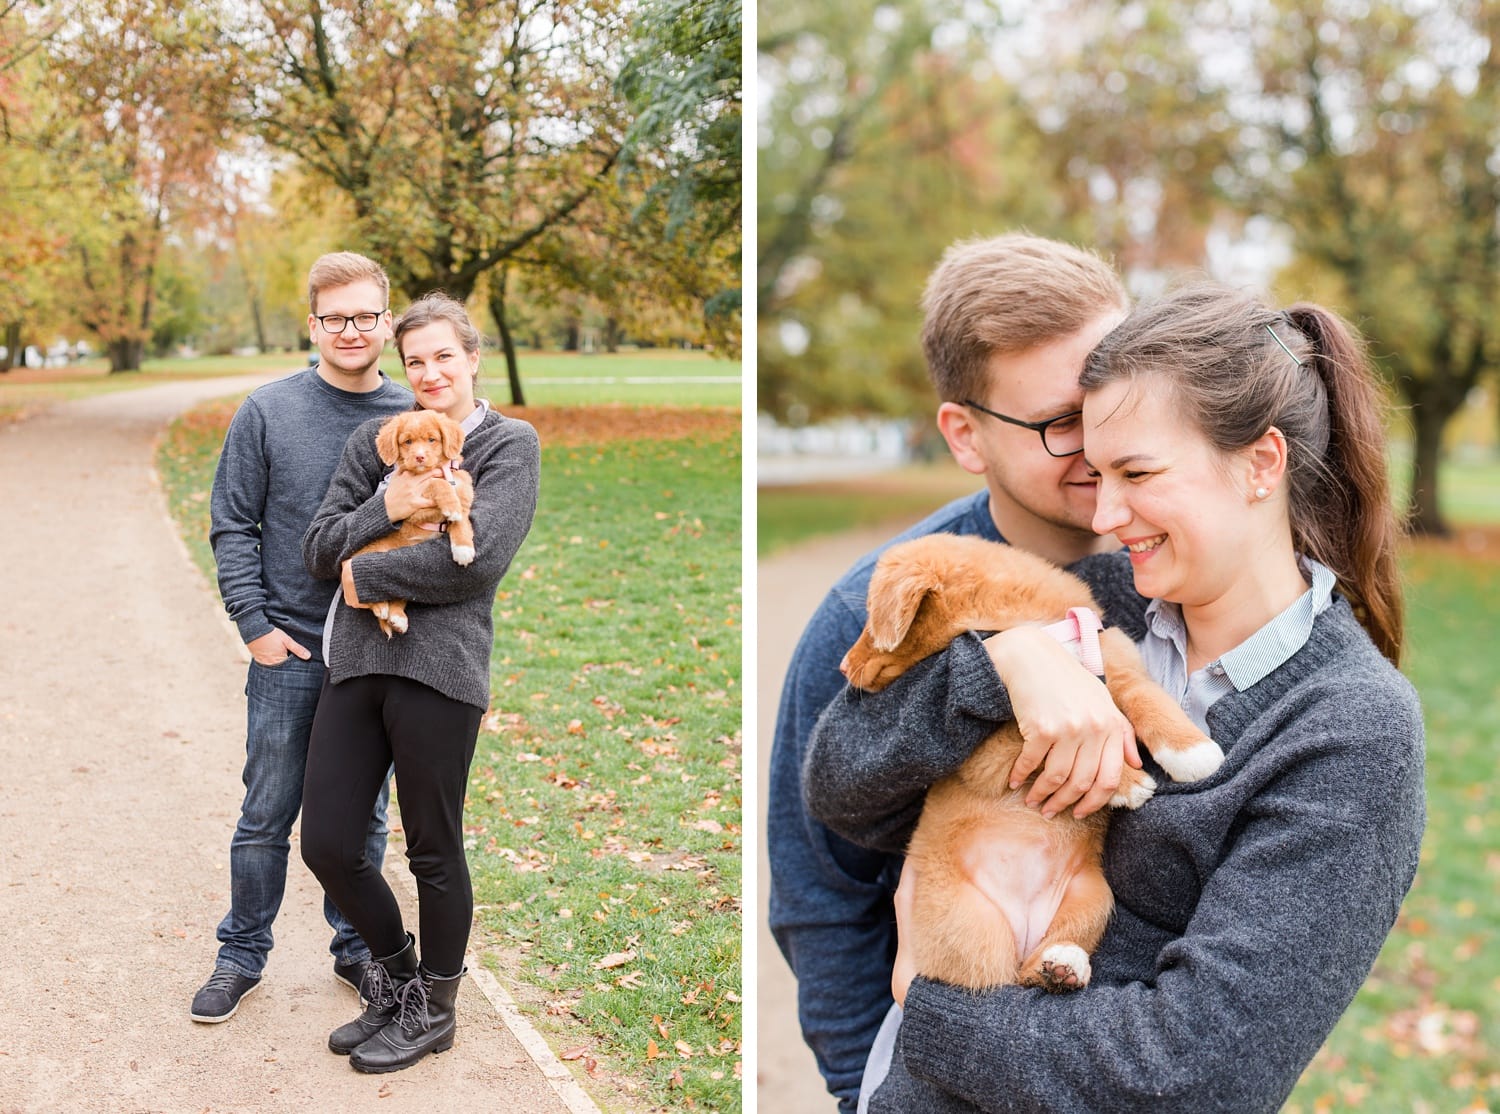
[393,974,432,1035]
[360,961,395,1009]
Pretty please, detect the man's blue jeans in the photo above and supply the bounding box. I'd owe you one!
[215,658,389,977]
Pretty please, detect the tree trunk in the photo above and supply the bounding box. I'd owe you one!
[486,275,526,408]
[108,338,144,373]
[562,319,580,352]
[1,322,19,371]
[250,293,268,353]
[604,316,622,353]
[1405,397,1451,537]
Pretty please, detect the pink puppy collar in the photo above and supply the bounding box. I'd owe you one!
[1039,607,1106,677]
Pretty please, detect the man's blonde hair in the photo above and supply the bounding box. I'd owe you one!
[307,252,390,314]
[921,234,1126,402]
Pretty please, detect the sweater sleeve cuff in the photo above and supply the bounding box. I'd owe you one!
[899,977,1020,1094]
[349,492,399,550]
[945,632,1015,722]
[235,612,274,646]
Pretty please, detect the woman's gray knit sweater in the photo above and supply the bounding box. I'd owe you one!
[806,589,1425,1113]
[303,408,540,709]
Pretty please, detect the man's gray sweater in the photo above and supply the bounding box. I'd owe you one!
[806,583,1425,1113]
[302,408,540,709]
[209,369,413,658]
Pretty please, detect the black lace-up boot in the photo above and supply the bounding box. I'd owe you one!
[348,964,465,1073]
[328,933,418,1055]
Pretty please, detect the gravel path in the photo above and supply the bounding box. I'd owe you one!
[0,378,582,1113]
[755,524,913,1114]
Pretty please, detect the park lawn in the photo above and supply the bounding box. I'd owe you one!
[0,348,738,423]
[158,400,742,1113]
[757,461,977,555]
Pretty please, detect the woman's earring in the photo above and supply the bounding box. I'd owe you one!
[1254,486,1270,500]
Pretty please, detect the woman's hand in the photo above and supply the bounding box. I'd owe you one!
[985,627,1141,819]
[383,468,439,522]
[892,861,919,1008]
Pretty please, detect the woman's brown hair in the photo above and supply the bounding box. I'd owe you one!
[393,291,482,360]
[1080,282,1403,664]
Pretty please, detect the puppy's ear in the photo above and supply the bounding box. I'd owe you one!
[440,416,465,461]
[375,416,401,465]
[867,558,940,652]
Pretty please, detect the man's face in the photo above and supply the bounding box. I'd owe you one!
[308,279,392,379]
[965,310,1126,537]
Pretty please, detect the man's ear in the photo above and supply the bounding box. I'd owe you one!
[936,402,988,477]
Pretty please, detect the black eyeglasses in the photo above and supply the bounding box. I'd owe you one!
[961,400,1085,457]
[315,311,387,333]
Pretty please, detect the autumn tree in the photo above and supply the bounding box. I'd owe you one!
[758,0,1104,423]
[36,0,236,371]
[0,3,68,368]
[616,0,742,343]
[237,0,628,306]
[1219,0,1500,535]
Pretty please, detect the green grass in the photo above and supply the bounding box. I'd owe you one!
[757,461,978,555]
[0,349,739,421]
[157,396,741,1112]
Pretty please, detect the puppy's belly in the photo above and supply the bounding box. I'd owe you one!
[957,823,1084,959]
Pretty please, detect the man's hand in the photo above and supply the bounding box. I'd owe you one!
[383,467,440,522]
[245,628,311,666]
[891,861,919,1007]
[984,627,1141,820]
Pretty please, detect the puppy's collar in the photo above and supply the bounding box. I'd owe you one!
[441,459,458,487]
[1039,607,1106,678]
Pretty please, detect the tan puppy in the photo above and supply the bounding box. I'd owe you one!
[349,410,476,638]
[842,534,1223,992]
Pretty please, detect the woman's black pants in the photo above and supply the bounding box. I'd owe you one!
[302,672,481,977]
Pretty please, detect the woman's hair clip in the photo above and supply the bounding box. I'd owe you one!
[1265,321,1305,368]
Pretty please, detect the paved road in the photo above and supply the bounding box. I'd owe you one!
[756,524,908,1114]
[0,378,584,1113]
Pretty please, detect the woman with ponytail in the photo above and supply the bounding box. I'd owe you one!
[804,282,1425,1113]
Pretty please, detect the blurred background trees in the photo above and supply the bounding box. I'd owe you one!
[0,0,741,393]
[759,0,1500,534]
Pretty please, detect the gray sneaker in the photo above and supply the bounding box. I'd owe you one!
[190,969,261,1023]
[333,957,372,995]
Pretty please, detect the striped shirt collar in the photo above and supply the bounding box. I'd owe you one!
[1140,557,1337,731]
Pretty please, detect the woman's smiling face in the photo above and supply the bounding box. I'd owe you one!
[401,320,479,420]
[1083,377,1260,608]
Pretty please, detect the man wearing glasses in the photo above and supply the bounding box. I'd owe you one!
[193,252,414,1023]
[769,234,1137,1112]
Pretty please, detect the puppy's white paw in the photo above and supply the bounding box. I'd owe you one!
[371,602,389,620]
[389,613,408,634]
[450,544,475,566]
[1039,944,1091,991]
[1156,739,1225,783]
[1111,773,1156,810]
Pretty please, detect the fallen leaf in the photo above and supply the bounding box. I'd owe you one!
[593,950,636,970]
[560,1046,588,1061]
